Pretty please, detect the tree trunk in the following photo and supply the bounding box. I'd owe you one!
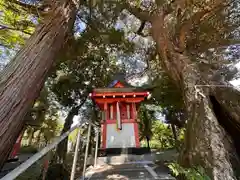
[171,124,178,145]
[212,83,240,125]
[55,106,79,163]
[0,1,76,168]
[55,98,87,163]
[151,16,238,179]
[210,84,240,177]
[146,136,150,149]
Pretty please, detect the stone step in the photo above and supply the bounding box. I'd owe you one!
[83,163,175,180]
[90,169,152,179]
[95,154,155,165]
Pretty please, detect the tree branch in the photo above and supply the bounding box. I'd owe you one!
[0,24,32,35]
[136,21,149,37]
[9,0,36,12]
[177,1,229,52]
[162,0,176,16]
[126,48,158,81]
[77,15,100,33]
[8,0,44,16]
[0,43,11,49]
[74,97,87,112]
[198,40,240,53]
[122,2,152,21]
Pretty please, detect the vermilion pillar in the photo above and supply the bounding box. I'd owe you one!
[102,103,107,148]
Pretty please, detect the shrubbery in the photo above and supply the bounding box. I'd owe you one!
[141,120,185,150]
[19,145,38,154]
[167,162,211,180]
[45,164,70,180]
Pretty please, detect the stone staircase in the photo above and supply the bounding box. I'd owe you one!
[88,154,156,166]
[84,154,176,180]
[86,163,156,180]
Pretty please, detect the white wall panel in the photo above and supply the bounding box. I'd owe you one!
[106,123,136,148]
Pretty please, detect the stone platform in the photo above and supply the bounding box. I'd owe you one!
[83,149,178,180]
[84,161,175,180]
[88,149,178,166]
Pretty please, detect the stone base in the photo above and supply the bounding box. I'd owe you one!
[98,147,150,157]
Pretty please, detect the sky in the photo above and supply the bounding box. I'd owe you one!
[230,62,240,87]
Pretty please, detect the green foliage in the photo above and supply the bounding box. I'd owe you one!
[68,128,79,143]
[178,128,185,142]
[24,87,62,145]
[41,116,62,143]
[168,163,211,180]
[138,104,155,141]
[19,145,38,154]
[26,87,50,126]
[0,1,239,178]
[50,22,132,108]
[151,120,175,149]
[0,0,35,53]
[141,139,164,149]
[148,73,186,128]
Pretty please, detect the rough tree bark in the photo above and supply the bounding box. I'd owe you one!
[146,136,150,149]
[150,15,239,179]
[170,124,178,144]
[0,0,77,168]
[212,84,240,126]
[125,2,240,178]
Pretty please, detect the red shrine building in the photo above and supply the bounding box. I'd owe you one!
[90,77,149,149]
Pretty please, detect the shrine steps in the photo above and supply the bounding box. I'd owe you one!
[87,154,154,166]
[83,150,177,180]
[84,160,176,180]
[98,147,151,157]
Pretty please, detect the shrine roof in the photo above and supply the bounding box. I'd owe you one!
[93,87,145,93]
[107,73,133,88]
[91,87,149,100]
[91,73,149,97]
